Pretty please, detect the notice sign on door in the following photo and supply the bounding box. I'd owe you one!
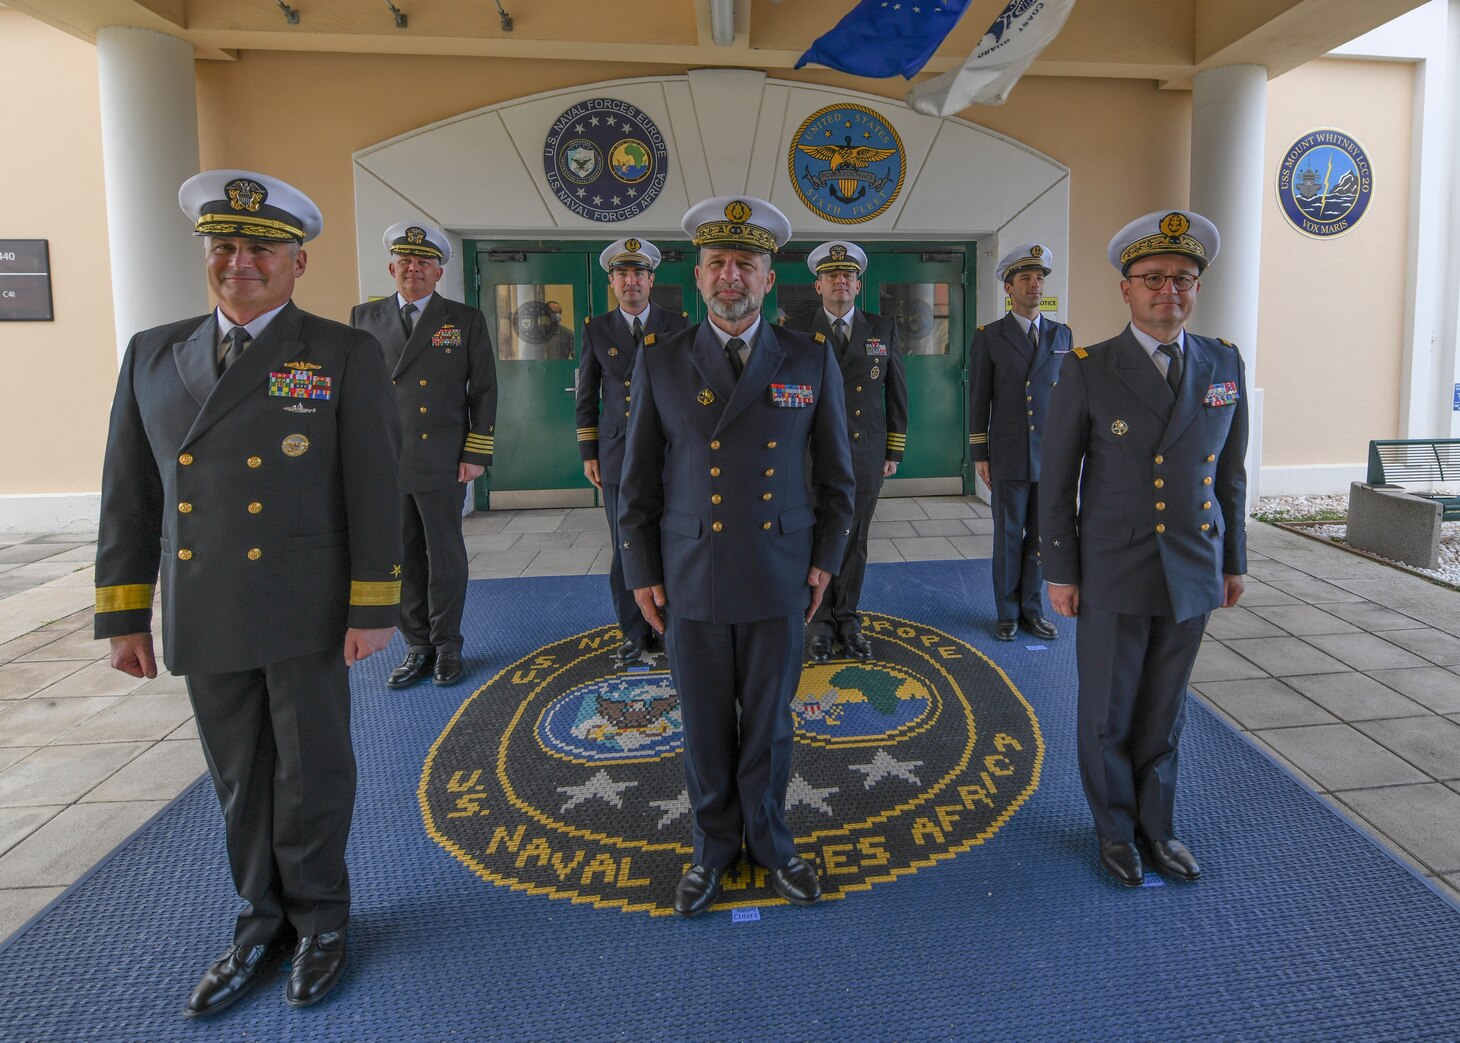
[0,240,53,321]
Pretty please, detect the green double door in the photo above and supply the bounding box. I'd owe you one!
[465,241,972,506]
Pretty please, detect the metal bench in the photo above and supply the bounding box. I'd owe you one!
[1366,439,1460,520]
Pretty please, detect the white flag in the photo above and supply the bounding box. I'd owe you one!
[905,0,1077,118]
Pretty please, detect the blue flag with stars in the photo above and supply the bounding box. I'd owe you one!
[795,0,973,79]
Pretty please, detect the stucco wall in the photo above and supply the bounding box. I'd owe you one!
[1259,57,1413,467]
[0,11,116,497]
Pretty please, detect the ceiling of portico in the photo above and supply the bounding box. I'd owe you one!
[8,0,1428,93]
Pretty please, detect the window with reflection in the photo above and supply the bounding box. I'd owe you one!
[880,282,950,356]
[774,283,823,328]
[496,284,577,361]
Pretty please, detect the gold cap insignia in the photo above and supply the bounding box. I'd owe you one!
[1111,420,1129,436]
[281,433,311,457]
[725,200,752,223]
[1031,245,1044,257]
[626,238,641,252]
[1160,212,1190,239]
[697,388,715,406]
[406,226,426,244]
[225,178,266,213]
[830,245,847,261]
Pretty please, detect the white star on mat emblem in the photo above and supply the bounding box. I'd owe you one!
[849,750,924,789]
[649,789,690,829]
[786,774,838,816]
[557,769,637,812]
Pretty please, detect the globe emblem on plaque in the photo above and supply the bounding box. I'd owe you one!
[1276,129,1374,239]
[543,97,670,223]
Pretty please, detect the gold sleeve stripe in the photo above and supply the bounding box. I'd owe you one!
[886,434,907,449]
[577,428,599,442]
[96,583,154,613]
[350,580,401,606]
[464,435,494,451]
[970,433,989,444]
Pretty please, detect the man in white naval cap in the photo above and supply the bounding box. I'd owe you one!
[1040,210,1248,888]
[94,170,403,1013]
[576,237,689,663]
[785,240,907,663]
[617,197,855,917]
[968,243,1071,642]
[350,221,498,690]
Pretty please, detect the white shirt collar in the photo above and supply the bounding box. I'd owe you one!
[1128,323,1185,359]
[1009,311,1039,336]
[619,303,652,327]
[824,306,855,328]
[706,315,763,352]
[395,291,433,313]
[215,301,290,346]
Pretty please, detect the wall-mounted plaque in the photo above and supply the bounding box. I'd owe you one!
[0,240,53,321]
[1276,130,1373,239]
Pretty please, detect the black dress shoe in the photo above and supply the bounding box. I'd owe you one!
[994,619,1018,641]
[806,636,834,664]
[1146,838,1201,881]
[387,649,435,689]
[770,856,822,905]
[432,649,464,686]
[284,930,348,1008]
[614,638,646,663]
[842,632,874,661]
[184,936,287,1018]
[1099,840,1144,887]
[673,864,726,918]
[1020,615,1059,640]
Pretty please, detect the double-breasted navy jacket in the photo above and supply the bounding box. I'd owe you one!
[94,303,404,674]
[1039,326,1248,623]
[968,312,1073,483]
[575,304,690,485]
[617,320,856,624]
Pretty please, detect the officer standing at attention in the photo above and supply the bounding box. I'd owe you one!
[617,196,855,917]
[1040,210,1248,888]
[350,222,497,689]
[577,237,689,663]
[785,241,907,663]
[94,170,403,1014]
[968,243,1069,642]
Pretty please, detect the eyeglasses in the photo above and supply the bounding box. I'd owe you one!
[1130,272,1198,292]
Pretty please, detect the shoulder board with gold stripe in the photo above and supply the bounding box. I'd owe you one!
[977,324,986,332]
[1072,345,1088,359]
[583,316,591,326]
[1218,338,1238,349]
[814,332,826,343]
[643,333,656,346]
[681,311,689,318]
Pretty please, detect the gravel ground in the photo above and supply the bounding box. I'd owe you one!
[1254,494,1460,588]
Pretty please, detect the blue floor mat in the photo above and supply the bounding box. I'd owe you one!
[3,559,1458,1042]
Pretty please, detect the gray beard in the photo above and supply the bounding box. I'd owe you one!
[707,288,764,323]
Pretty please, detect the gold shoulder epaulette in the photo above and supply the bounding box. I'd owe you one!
[643,333,656,346]
[583,316,591,326]
[814,332,826,343]
[1218,337,1238,349]
[977,324,986,332]
[681,311,689,318]
[1072,345,1089,359]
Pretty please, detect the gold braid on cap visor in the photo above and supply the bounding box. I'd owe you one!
[691,221,778,253]
[391,244,444,259]
[195,213,304,242]
[1120,232,1207,268]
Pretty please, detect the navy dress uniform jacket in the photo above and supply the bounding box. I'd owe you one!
[617,321,857,624]
[93,303,404,674]
[1040,327,1248,622]
[576,305,690,484]
[349,294,497,491]
[787,309,909,484]
[968,312,1072,482]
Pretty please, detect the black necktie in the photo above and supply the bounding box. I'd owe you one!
[833,317,849,349]
[1028,320,1039,352]
[725,337,746,380]
[632,316,643,346]
[400,302,417,338]
[219,325,250,375]
[1157,342,1183,393]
